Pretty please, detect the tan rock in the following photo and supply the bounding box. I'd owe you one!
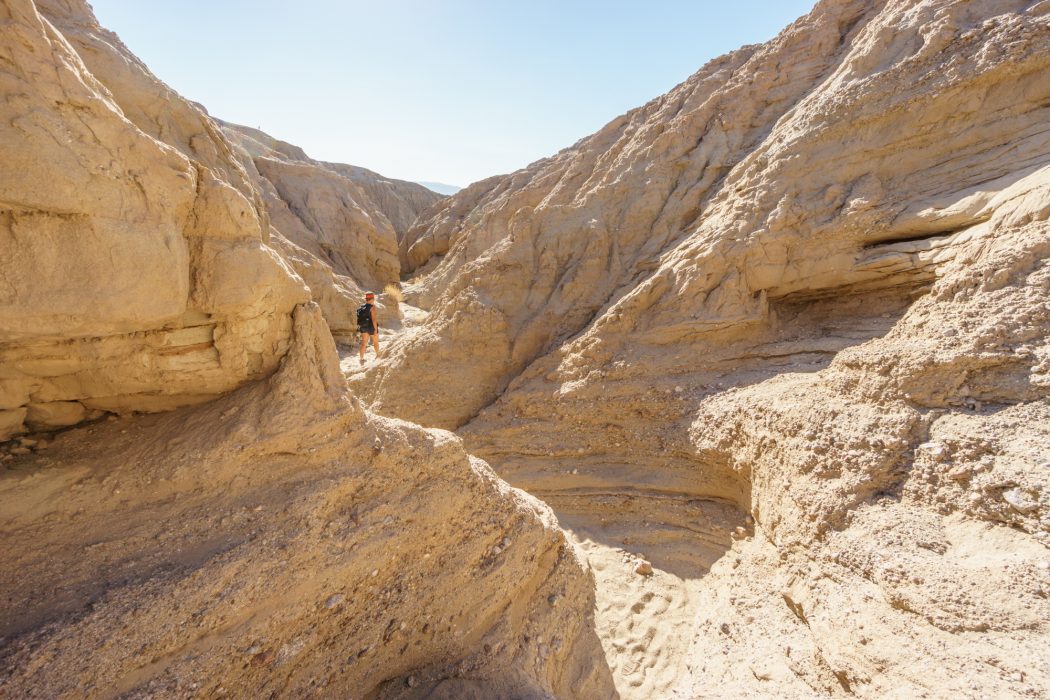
[0,304,612,699]
[320,161,445,241]
[220,121,439,335]
[24,402,86,430]
[3,0,1050,698]
[0,409,27,442]
[361,1,1050,697]
[253,156,399,289]
[0,0,319,435]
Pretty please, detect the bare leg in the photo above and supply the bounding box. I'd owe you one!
[371,332,381,358]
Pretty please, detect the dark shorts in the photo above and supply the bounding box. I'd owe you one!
[359,325,376,336]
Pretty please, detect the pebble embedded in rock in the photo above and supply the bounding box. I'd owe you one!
[1003,488,1038,514]
[634,560,653,576]
[918,441,944,457]
[325,594,345,609]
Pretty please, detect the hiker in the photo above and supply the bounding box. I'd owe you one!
[357,292,380,364]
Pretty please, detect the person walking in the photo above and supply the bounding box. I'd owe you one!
[357,292,380,364]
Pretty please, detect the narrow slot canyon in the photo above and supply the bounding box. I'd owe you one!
[3,0,1050,698]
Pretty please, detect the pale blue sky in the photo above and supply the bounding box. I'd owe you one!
[90,1,815,187]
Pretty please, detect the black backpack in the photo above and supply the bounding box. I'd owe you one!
[356,303,372,327]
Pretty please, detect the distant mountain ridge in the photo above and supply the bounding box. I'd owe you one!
[416,181,461,196]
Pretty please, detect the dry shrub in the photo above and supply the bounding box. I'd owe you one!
[383,283,404,314]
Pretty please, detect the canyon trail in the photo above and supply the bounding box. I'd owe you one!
[2,0,1050,698]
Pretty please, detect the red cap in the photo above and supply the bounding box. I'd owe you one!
[365,292,375,299]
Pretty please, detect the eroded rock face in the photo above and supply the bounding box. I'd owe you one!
[0,304,614,698]
[222,123,398,288]
[375,0,1050,432]
[219,122,443,338]
[321,161,445,240]
[4,0,1050,696]
[0,0,311,440]
[0,4,613,696]
[0,0,442,436]
[362,0,1050,696]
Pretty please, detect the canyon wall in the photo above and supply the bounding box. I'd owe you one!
[0,304,613,698]
[3,0,1050,697]
[0,0,442,438]
[364,0,1050,695]
[219,121,444,338]
[0,0,308,439]
[0,1,609,696]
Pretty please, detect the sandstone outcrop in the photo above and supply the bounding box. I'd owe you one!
[4,0,1050,697]
[358,0,1050,695]
[0,304,613,698]
[0,0,442,439]
[219,122,443,338]
[321,161,445,240]
[0,3,613,696]
[0,0,310,440]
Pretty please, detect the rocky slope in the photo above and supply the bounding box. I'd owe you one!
[0,0,310,439]
[0,305,612,698]
[221,121,444,281]
[0,1,608,697]
[358,0,1050,696]
[320,160,445,239]
[220,122,392,338]
[217,121,444,339]
[4,0,1050,697]
[0,0,443,441]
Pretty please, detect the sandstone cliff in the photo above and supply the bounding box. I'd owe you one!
[218,122,443,338]
[0,1,611,695]
[361,0,1050,696]
[0,0,442,439]
[321,161,445,240]
[4,0,1050,697]
[0,305,613,698]
[0,0,309,440]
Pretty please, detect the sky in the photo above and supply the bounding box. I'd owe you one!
[89,1,816,188]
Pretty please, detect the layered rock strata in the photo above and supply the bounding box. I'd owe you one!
[218,122,443,338]
[1,4,612,697]
[0,0,309,440]
[0,0,441,438]
[360,0,1050,695]
[0,304,613,698]
[4,0,1050,696]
